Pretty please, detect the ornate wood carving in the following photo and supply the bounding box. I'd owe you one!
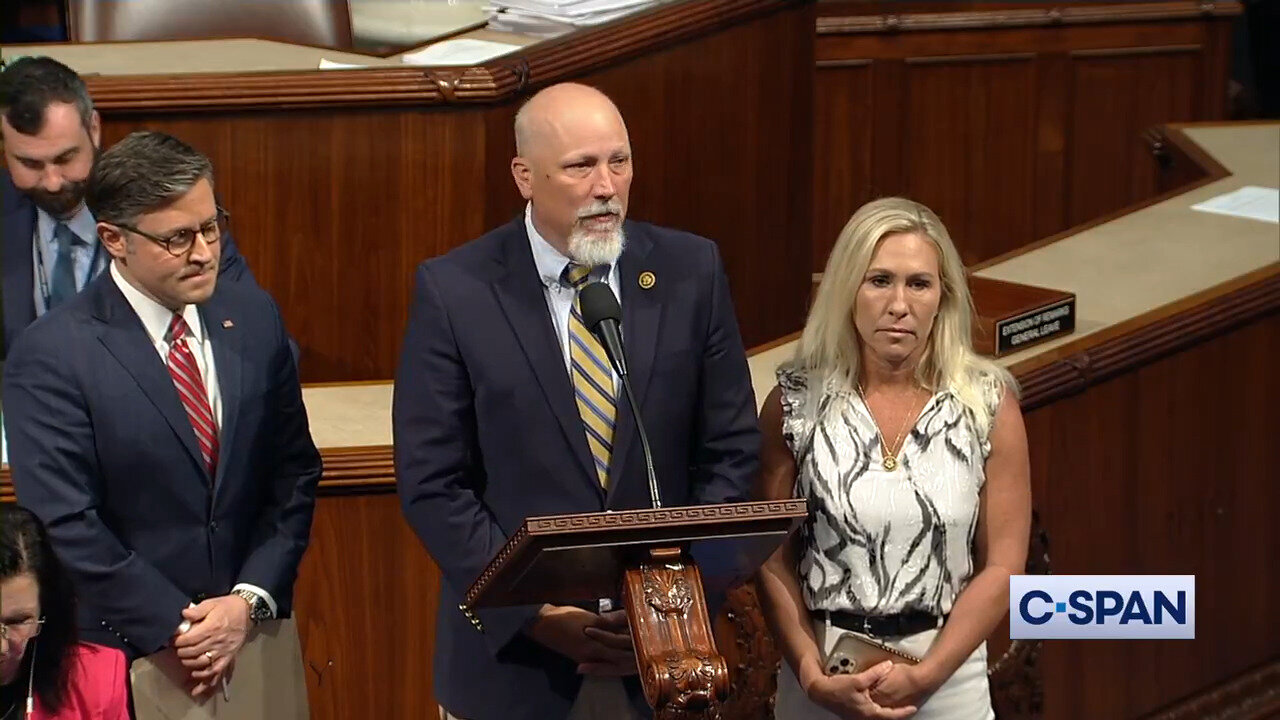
[716,581,781,720]
[817,1,1242,35]
[624,548,730,718]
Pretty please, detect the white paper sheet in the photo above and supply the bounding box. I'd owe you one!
[318,58,370,70]
[1190,185,1280,224]
[401,38,521,66]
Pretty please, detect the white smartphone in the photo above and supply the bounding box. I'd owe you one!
[823,631,923,676]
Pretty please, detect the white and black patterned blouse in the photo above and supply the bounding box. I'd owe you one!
[778,366,1004,616]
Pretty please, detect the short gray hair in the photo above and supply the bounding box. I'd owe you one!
[86,131,213,226]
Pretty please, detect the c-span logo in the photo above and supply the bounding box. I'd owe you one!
[1010,575,1194,639]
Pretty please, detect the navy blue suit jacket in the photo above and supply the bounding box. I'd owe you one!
[393,217,761,719]
[3,270,321,658]
[1,169,257,355]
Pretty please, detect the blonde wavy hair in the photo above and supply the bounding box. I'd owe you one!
[788,197,1015,430]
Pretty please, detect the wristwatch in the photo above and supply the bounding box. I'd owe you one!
[233,589,272,624]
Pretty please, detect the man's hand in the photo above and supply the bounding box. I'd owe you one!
[525,605,637,676]
[173,595,253,696]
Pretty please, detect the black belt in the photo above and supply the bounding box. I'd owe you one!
[817,610,944,638]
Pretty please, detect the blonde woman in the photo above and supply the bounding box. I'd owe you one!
[756,198,1031,719]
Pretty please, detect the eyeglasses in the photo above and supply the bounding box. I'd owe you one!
[0,618,44,642]
[117,207,229,257]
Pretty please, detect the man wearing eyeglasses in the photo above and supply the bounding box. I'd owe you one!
[0,56,257,356]
[2,131,322,698]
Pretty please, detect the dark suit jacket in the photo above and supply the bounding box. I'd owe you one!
[1,169,257,356]
[3,270,321,659]
[393,217,761,720]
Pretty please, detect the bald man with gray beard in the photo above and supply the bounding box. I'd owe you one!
[393,83,760,720]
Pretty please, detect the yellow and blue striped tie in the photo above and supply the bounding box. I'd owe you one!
[564,263,616,487]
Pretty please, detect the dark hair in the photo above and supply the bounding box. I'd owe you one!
[0,56,94,135]
[86,131,214,226]
[0,505,78,712]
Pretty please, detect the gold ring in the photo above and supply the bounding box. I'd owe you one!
[205,650,215,661]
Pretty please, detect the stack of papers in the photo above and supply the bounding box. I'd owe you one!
[485,0,658,36]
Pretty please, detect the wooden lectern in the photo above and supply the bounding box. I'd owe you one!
[465,500,807,717]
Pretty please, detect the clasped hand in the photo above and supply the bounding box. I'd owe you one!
[525,605,637,676]
[804,660,930,719]
[173,595,252,697]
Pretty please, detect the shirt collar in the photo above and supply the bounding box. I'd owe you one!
[36,203,99,249]
[109,262,204,346]
[524,203,611,287]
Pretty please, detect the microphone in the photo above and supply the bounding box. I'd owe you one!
[578,282,662,508]
[25,637,37,718]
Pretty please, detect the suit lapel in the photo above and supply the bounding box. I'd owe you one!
[3,198,38,350]
[491,221,601,492]
[607,224,660,501]
[90,275,206,478]
[199,295,243,494]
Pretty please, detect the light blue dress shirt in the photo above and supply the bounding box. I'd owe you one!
[33,204,106,316]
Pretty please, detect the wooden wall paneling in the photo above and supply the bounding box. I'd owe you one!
[901,53,1038,265]
[813,9,1239,268]
[560,4,815,348]
[816,19,1216,63]
[1033,52,1070,241]
[1200,16,1234,122]
[293,491,444,720]
[1030,312,1279,720]
[813,59,873,273]
[100,109,489,382]
[1065,46,1202,227]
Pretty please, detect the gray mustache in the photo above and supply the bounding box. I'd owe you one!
[577,200,623,219]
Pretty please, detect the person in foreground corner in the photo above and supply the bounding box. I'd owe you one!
[756,198,1031,720]
[393,82,760,720]
[3,131,321,698]
[1,505,129,720]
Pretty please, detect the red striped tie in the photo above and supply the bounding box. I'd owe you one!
[167,314,219,478]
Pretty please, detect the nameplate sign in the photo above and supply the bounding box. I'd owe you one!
[995,298,1076,354]
[969,276,1076,357]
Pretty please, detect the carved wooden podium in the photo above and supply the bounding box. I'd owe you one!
[464,500,807,717]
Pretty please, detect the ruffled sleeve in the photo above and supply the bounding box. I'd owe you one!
[776,365,813,459]
[976,370,1006,459]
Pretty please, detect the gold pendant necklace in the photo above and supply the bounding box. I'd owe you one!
[857,383,925,471]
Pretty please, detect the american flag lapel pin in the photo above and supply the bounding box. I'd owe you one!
[222,319,234,328]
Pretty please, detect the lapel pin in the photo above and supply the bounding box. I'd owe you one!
[222,320,234,328]
[638,271,656,290]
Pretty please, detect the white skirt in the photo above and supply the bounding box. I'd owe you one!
[774,618,994,720]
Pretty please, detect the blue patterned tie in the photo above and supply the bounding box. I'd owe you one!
[48,223,78,309]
